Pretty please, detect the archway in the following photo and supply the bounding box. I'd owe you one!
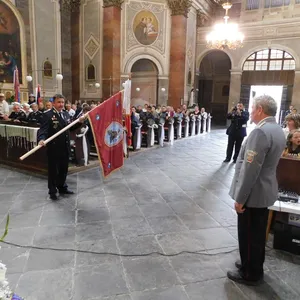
[241,48,296,123]
[198,51,231,125]
[130,59,159,107]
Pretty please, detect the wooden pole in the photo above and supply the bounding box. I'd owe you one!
[19,90,124,161]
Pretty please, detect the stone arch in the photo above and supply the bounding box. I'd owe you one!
[123,52,164,76]
[196,48,234,72]
[238,44,300,70]
[1,0,28,87]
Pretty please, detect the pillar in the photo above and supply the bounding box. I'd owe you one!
[228,70,242,112]
[167,0,192,108]
[71,10,80,102]
[291,70,300,107]
[102,0,122,100]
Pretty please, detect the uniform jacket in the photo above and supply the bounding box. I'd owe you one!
[9,111,27,122]
[37,108,78,154]
[229,117,286,208]
[28,110,43,124]
[226,110,249,138]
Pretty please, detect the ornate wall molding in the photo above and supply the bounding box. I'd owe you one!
[196,9,209,27]
[167,0,192,17]
[103,0,124,8]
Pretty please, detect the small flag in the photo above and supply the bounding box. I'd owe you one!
[13,67,20,103]
[88,92,124,177]
[37,84,42,104]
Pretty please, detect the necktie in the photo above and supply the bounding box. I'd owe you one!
[59,112,64,120]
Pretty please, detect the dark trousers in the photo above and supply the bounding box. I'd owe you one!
[226,135,244,161]
[47,150,69,195]
[238,207,269,281]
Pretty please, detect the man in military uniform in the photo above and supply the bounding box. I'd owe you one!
[224,103,249,163]
[37,94,85,200]
[28,103,43,124]
[3,102,27,122]
[227,95,286,285]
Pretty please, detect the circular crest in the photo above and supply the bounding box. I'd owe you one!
[104,122,123,147]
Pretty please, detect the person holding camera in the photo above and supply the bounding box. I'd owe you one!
[224,102,249,163]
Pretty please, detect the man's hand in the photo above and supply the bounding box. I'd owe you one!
[235,202,245,214]
[38,140,45,146]
[78,115,86,123]
[14,119,21,123]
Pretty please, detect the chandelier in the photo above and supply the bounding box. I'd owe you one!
[206,2,244,50]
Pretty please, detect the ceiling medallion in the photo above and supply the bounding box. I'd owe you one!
[206,2,244,50]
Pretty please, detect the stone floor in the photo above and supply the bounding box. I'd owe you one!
[0,129,300,300]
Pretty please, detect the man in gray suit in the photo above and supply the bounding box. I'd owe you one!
[227,95,286,285]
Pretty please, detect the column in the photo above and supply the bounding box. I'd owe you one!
[292,70,300,107]
[102,0,122,100]
[167,0,192,109]
[228,70,242,112]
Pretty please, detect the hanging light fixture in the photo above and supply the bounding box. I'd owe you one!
[206,2,244,50]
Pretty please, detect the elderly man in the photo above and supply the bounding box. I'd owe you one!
[227,95,286,285]
[0,93,9,118]
[3,102,27,122]
[28,103,43,124]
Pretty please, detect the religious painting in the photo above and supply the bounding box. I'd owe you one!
[0,2,22,84]
[133,10,159,46]
[43,59,53,78]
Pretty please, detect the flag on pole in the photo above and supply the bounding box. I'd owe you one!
[13,67,20,103]
[88,92,124,177]
[37,84,42,104]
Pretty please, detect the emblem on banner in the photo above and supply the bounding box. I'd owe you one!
[105,122,123,147]
[96,114,100,121]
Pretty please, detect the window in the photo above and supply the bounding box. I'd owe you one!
[243,49,295,71]
[86,63,96,81]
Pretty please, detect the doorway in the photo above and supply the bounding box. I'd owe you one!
[249,85,283,123]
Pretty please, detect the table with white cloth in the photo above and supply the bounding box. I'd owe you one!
[0,122,48,173]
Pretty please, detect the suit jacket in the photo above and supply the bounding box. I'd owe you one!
[37,108,78,155]
[28,110,43,124]
[226,110,249,138]
[229,117,286,208]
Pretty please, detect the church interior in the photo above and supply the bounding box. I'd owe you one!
[0,0,300,299]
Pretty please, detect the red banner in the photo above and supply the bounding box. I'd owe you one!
[88,92,124,177]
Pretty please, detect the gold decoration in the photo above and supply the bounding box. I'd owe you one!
[167,0,192,17]
[103,0,124,8]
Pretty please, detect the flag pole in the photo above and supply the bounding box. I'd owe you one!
[19,90,124,161]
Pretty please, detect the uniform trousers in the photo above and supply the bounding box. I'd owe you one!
[238,207,269,281]
[47,147,69,195]
[226,135,244,161]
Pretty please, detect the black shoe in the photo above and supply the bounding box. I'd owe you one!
[50,194,58,201]
[235,260,242,269]
[223,159,230,163]
[227,270,263,286]
[59,189,74,195]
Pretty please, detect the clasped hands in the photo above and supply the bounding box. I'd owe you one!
[235,202,245,214]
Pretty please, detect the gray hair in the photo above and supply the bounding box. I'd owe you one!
[253,95,277,117]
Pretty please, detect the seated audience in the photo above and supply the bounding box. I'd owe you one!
[0,93,9,118]
[28,94,36,105]
[65,102,75,118]
[283,113,300,138]
[45,101,52,112]
[3,102,27,122]
[174,107,183,118]
[143,104,148,112]
[28,103,43,124]
[156,105,161,114]
[283,129,300,156]
[22,103,32,118]
[38,102,45,112]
